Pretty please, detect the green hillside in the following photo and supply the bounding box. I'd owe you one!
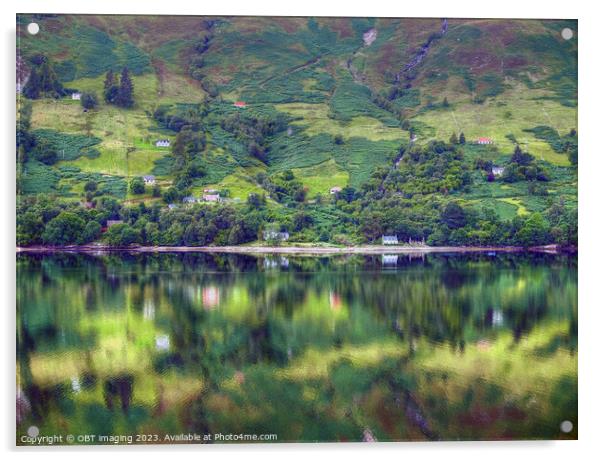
[16,14,577,247]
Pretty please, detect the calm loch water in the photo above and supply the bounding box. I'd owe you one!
[16,252,577,443]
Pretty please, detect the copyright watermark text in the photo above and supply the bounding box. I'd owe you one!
[19,428,277,445]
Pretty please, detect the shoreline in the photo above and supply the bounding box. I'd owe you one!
[16,244,574,255]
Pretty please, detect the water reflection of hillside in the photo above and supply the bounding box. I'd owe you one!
[17,253,577,442]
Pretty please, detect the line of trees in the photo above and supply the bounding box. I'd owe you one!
[103,67,134,108]
[22,54,65,99]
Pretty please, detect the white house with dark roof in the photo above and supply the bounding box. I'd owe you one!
[143,175,156,185]
[382,235,399,245]
[330,186,342,194]
[491,166,505,176]
[263,230,290,241]
[155,139,171,148]
[71,92,81,100]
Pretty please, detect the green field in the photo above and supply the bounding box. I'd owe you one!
[413,84,576,166]
[276,103,405,142]
[292,159,350,197]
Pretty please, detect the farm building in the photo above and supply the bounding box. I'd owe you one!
[155,139,171,148]
[168,204,178,210]
[203,194,220,202]
[491,166,505,176]
[233,101,247,108]
[71,92,81,100]
[143,175,156,185]
[476,137,494,145]
[263,230,290,241]
[182,196,197,204]
[382,235,399,245]
[330,186,342,194]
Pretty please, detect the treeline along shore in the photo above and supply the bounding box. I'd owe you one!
[17,244,576,255]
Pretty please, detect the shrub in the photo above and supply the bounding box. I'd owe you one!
[81,92,98,110]
[129,177,145,195]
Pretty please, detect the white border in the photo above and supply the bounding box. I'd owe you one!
[2,1,600,459]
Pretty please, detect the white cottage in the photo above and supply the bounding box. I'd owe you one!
[382,235,399,245]
[263,230,290,241]
[143,175,156,185]
[203,194,221,202]
[155,139,171,148]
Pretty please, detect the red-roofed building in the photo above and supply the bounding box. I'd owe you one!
[233,101,247,108]
[477,137,494,145]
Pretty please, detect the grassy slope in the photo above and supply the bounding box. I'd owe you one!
[412,84,575,166]
[19,15,577,219]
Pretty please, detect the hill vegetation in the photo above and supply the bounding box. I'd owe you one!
[16,14,577,247]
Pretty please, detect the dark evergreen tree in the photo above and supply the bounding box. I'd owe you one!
[103,69,115,92]
[116,67,134,108]
[459,132,466,144]
[22,55,64,99]
[38,61,63,95]
[103,69,119,104]
[22,68,41,99]
[511,145,534,166]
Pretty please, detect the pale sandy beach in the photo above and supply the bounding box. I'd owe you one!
[16,244,567,255]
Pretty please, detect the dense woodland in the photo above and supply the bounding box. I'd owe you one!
[17,129,577,247]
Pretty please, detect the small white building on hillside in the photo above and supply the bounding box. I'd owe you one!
[143,175,156,185]
[203,194,220,202]
[155,139,171,148]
